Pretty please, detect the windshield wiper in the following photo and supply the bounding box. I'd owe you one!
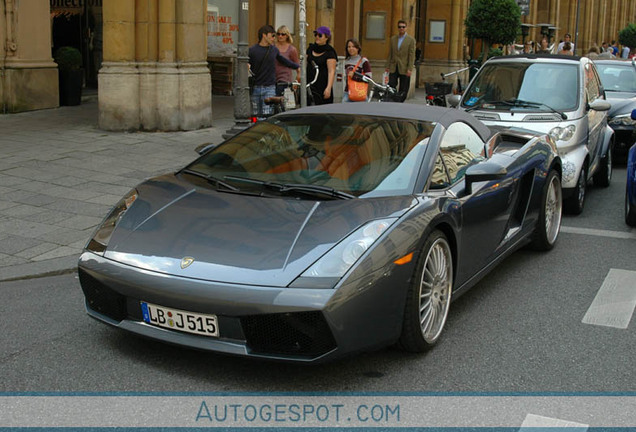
[466,98,567,120]
[279,184,355,200]
[181,169,240,191]
[465,99,513,112]
[224,175,355,200]
[223,175,284,189]
[508,98,568,120]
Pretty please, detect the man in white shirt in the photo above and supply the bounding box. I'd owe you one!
[557,33,574,54]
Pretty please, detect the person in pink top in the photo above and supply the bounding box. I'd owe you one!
[275,25,300,96]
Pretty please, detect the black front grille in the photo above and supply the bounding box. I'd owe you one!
[241,311,336,358]
[78,269,127,322]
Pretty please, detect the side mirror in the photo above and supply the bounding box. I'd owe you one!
[448,94,461,108]
[631,108,636,121]
[588,100,611,112]
[195,142,217,155]
[465,161,507,194]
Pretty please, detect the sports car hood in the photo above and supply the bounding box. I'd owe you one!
[104,174,416,286]
[606,94,636,117]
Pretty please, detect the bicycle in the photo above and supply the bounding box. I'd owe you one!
[424,81,454,106]
[353,72,399,102]
[256,62,320,120]
[426,66,471,107]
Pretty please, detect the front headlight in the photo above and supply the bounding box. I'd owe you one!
[609,114,636,127]
[86,189,138,254]
[549,125,576,142]
[296,218,397,284]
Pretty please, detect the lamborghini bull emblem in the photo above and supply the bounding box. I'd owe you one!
[180,257,195,269]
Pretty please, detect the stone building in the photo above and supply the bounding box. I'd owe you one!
[1,0,635,130]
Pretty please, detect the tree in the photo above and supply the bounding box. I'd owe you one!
[618,23,636,49]
[465,0,522,61]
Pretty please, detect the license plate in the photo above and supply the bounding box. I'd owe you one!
[141,302,219,337]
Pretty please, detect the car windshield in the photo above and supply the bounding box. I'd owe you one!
[462,62,580,112]
[185,115,435,198]
[596,63,636,93]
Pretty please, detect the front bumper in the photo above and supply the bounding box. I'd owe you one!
[78,251,408,363]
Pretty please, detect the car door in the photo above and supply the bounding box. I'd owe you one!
[585,62,605,171]
[435,123,518,287]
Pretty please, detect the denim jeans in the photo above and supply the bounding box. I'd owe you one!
[251,85,276,118]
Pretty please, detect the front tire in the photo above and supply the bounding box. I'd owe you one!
[531,170,562,250]
[565,165,586,215]
[594,146,612,187]
[399,230,453,352]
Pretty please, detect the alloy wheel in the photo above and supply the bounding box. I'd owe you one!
[419,237,453,343]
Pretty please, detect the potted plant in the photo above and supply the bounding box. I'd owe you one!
[54,46,83,106]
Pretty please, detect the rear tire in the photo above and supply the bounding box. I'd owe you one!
[531,170,562,250]
[565,165,586,215]
[594,146,612,187]
[626,186,636,226]
[399,230,453,352]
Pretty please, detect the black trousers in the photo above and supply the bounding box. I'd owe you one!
[388,70,410,102]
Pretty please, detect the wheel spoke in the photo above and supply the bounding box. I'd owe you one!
[414,236,454,345]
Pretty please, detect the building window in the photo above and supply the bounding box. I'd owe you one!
[366,12,386,40]
[275,2,295,34]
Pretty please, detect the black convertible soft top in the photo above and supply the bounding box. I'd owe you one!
[280,102,493,142]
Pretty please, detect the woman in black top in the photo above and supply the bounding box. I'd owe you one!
[307,26,337,104]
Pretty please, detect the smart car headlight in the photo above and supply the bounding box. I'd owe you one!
[300,218,397,280]
[86,189,138,254]
[609,114,636,127]
[549,125,576,142]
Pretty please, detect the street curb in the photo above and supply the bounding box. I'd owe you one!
[0,256,79,282]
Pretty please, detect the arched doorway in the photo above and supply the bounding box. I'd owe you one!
[50,0,102,89]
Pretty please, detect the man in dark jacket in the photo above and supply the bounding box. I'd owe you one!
[249,25,299,118]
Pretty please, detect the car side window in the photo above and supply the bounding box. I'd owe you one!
[585,63,601,102]
[429,152,450,189]
[438,123,485,184]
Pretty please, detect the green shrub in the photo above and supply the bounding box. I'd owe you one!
[53,46,83,71]
[619,23,636,49]
[488,47,503,58]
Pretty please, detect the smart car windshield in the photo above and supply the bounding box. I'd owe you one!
[596,63,636,93]
[463,62,580,112]
[185,115,435,198]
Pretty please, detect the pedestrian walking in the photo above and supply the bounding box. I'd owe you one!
[249,25,300,118]
[536,37,551,54]
[274,25,300,97]
[558,42,574,56]
[342,38,372,103]
[557,33,575,54]
[385,20,416,102]
[306,26,337,105]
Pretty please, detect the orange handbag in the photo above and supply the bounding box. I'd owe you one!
[347,58,368,102]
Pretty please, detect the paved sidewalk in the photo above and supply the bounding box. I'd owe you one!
[0,96,236,281]
[0,89,430,281]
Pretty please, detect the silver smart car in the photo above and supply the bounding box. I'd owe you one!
[451,54,613,214]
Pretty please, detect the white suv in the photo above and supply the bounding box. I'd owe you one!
[450,54,613,214]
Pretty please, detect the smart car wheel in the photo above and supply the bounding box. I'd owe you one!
[593,146,612,188]
[399,230,453,352]
[626,186,636,226]
[530,170,562,250]
[565,165,586,215]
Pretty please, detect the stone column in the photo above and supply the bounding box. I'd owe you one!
[99,0,139,130]
[175,1,212,130]
[99,0,211,131]
[1,0,58,113]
